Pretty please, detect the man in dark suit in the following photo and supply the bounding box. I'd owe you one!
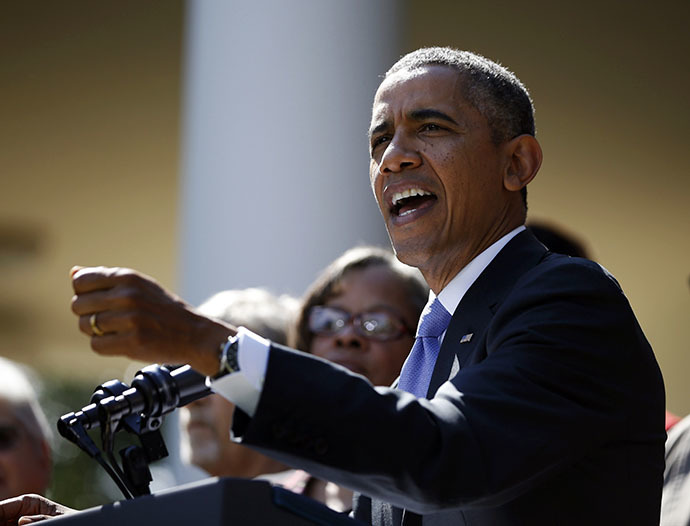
[1,47,665,525]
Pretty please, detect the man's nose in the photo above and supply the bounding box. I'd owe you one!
[379,132,422,174]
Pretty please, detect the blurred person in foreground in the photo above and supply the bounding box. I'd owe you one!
[659,275,690,525]
[3,47,666,525]
[662,413,690,525]
[281,245,427,511]
[0,358,52,500]
[180,288,296,480]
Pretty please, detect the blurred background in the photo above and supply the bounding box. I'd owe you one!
[1,0,688,508]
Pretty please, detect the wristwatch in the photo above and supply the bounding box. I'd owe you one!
[214,334,240,379]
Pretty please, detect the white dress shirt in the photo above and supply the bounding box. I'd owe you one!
[436,225,525,335]
[210,225,526,415]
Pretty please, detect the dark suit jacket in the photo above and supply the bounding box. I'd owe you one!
[233,231,665,525]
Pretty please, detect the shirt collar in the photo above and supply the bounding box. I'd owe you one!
[435,225,526,316]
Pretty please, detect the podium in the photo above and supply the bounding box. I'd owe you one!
[50,477,365,525]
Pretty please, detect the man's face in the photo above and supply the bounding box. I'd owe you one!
[369,65,514,291]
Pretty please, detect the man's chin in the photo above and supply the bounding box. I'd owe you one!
[390,238,430,270]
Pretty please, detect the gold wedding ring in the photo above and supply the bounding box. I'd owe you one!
[90,313,105,336]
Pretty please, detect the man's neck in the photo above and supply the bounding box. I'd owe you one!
[422,223,525,294]
[435,225,526,316]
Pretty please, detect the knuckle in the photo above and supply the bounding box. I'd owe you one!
[117,286,145,309]
[21,494,39,505]
[117,268,140,285]
[108,266,126,277]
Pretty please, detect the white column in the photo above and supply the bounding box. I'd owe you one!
[178,0,401,304]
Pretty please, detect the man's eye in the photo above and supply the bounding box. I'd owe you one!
[420,123,443,132]
[371,136,390,151]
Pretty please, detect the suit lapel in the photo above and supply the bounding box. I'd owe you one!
[426,230,548,398]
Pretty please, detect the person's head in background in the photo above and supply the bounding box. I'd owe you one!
[527,221,591,259]
[180,288,298,478]
[293,246,428,387]
[0,357,52,500]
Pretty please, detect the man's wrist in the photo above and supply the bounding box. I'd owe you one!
[207,327,271,417]
[188,313,236,376]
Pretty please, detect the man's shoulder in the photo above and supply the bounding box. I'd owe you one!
[518,252,623,296]
[480,229,620,303]
[486,250,658,378]
[486,252,636,334]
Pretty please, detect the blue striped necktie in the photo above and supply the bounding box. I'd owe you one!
[398,297,452,398]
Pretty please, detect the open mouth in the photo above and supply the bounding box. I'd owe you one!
[390,188,437,217]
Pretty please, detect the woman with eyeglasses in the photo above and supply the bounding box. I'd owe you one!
[293,245,428,388]
[282,246,428,511]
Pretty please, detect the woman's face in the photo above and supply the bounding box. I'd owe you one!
[309,266,420,386]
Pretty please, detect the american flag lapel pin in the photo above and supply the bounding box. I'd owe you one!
[460,333,473,343]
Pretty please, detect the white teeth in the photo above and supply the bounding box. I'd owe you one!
[392,188,431,206]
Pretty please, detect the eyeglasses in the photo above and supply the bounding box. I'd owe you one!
[308,305,412,341]
[0,425,20,451]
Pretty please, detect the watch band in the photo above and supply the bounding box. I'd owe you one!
[214,334,240,379]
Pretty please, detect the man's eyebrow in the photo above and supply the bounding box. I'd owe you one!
[409,109,459,126]
[369,109,460,138]
[368,120,390,139]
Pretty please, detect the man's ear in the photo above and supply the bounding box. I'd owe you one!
[503,134,543,192]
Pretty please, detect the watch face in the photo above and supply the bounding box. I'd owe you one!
[225,339,240,373]
[217,336,239,378]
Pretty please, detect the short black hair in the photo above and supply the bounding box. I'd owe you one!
[386,47,536,143]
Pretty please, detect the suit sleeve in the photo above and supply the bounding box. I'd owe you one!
[232,260,663,513]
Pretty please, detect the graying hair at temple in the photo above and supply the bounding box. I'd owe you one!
[0,357,52,443]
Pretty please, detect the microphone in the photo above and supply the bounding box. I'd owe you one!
[57,364,211,499]
[58,363,211,439]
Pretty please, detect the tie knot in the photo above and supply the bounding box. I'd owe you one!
[417,298,451,338]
